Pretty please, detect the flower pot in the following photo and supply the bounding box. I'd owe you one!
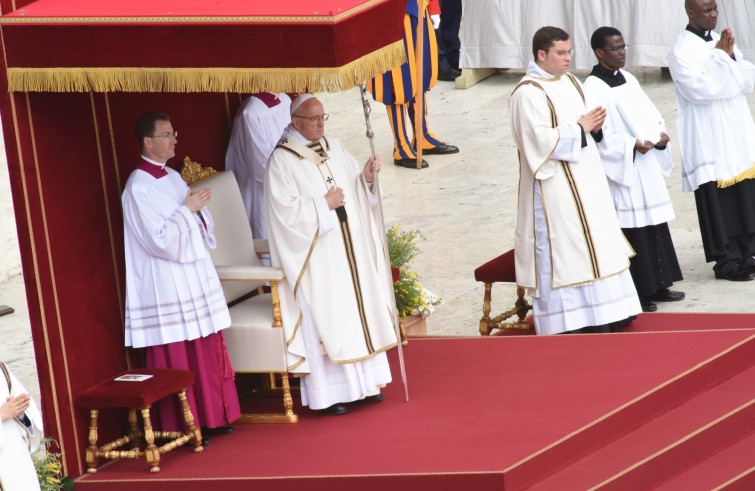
[400,313,428,338]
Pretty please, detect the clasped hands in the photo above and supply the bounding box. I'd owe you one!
[716,28,735,57]
[0,393,30,422]
[185,187,211,213]
[578,106,607,134]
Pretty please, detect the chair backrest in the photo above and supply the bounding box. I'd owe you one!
[191,171,265,301]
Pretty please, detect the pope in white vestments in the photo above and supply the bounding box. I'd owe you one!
[225,92,292,250]
[584,27,684,313]
[265,95,398,415]
[0,362,43,491]
[122,112,240,432]
[668,0,755,281]
[509,27,641,335]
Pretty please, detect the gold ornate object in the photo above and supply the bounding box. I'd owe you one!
[271,281,283,328]
[479,285,533,336]
[180,156,218,186]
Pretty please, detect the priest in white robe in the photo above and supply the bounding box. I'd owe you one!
[265,95,398,415]
[0,362,42,491]
[585,27,684,313]
[668,0,755,281]
[509,26,641,335]
[225,92,291,257]
[122,111,240,435]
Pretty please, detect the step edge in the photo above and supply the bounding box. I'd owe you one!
[592,398,755,490]
[502,333,755,491]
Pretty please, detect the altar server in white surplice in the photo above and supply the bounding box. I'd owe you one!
[265,94,398,415]
[509,26,641,335]
[585,27,684,314]
[0,362,42,491]
[668,0,755,282]
[225,92,291,257]
[122,111,240,436]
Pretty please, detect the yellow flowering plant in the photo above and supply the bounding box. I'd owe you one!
[386,225,442,318]
[33,438,74,491]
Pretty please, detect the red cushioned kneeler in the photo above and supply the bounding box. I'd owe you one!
[78,368,203,474]
[474,249,533,335]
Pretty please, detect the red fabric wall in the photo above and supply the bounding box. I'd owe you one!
[0,87,244,476]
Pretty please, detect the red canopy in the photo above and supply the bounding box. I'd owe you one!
[0,0,406,92]
[0,0,405,479]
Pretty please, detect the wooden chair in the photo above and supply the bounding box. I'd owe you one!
[182,160,296,424]
[474,249,533,335]
[77,368,202,474]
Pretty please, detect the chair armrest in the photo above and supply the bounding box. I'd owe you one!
[253,239,270,255]
[215,265,286,281]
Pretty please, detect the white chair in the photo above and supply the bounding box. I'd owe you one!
[183,159,297,423]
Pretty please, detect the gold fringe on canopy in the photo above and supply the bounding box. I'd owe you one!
[717,163,755,188]
[7,40,405,93]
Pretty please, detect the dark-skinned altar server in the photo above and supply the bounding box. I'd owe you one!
[668,0,755,282]
[584,26,684,313]
[123,111,240,435]
[225,92,291,259]
[265,94,398,415]
[369,0,458,169]
[509,26,641,335]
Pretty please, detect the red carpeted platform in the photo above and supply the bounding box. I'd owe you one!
[73,313,755,490]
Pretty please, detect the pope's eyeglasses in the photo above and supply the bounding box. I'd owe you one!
[293,114,329,123]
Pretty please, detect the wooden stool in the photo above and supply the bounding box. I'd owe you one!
[474,249,533,335]
[77,368,203,474]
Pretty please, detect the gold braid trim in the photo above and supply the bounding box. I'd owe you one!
[7,40,405,93]
[717,163,755,188]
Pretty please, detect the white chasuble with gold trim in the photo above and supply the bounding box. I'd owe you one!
[265,129,398,373]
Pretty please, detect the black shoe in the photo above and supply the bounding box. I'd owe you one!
[394,158,429,169]
[640,300,658,313]
[714,266,755,281]
[438,66,461,81]
[645,289,685,302]
[201,438,211,446]
[202,425,234,436]
[357,393,384,404]
[423,144,460,155]
[316,403,349,415]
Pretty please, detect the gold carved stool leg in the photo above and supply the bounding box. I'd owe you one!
[85,409,100,474]
[140,407,161,473]
[127,408,141,451]
[177,389,203,452]
[479,282,493,336]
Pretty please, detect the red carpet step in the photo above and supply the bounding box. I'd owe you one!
[73,316,755,491]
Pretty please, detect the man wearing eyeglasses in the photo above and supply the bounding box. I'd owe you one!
[584,27,684,314]
[509,26,641,335]
[668,0,755,282]
[121,111,240,439]
[264,94,398,415]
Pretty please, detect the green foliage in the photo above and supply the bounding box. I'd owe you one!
[33,438,74,491]
[386,224,424,270]
[386,225,442,318]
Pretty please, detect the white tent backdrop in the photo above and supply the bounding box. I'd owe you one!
[460,0,754,70]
